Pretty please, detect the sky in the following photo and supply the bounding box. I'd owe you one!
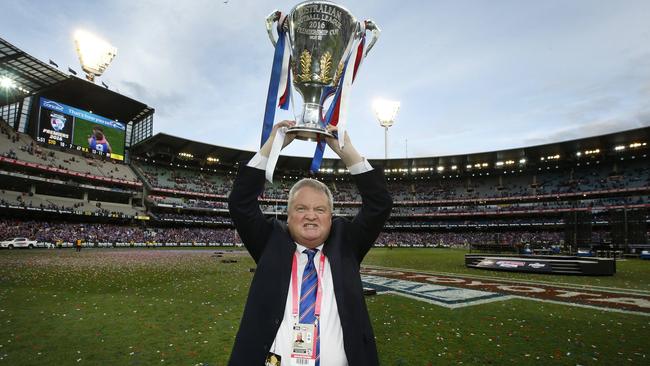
[3,0,650,160]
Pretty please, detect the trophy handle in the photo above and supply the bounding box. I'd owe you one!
[363,20,381,57]
[265,10,282,47]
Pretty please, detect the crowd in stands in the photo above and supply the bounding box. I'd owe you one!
[375,230,608,247]
[154,212,232,224]
[133,159,649,205]
[2,119,648,249]
[2,218,616,248]
[0,219,241,244]
[148,195,228,210]
[133,162,231,195]
[334,164,650,202]
[1,218,593,247]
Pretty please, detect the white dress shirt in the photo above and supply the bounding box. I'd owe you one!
[247,152,372,365]
[270,243,347,365]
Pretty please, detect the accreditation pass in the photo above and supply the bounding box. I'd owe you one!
[290,323,316,366]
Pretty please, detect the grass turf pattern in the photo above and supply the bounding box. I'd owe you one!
[0,248,648,365]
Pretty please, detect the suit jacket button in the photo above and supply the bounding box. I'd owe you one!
[275,318,280,325]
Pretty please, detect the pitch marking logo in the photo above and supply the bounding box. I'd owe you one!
[361,268,650,315]
[362,274,512,309]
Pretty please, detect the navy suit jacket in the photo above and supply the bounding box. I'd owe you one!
[227,165,392,365]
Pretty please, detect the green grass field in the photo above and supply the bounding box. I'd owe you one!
[0,248,648,365]
[364,248,650,291]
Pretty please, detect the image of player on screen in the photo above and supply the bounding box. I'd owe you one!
[87,126,112,154]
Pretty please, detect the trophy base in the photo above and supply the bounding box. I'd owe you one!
[287,127,334,142]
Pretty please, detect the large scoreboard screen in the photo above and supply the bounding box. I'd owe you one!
[37,97,126,161]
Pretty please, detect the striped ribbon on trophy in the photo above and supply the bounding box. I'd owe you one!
[261,13,291,147]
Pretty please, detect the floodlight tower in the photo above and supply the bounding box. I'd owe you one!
[372,99,401,160]
[74,30,117,82]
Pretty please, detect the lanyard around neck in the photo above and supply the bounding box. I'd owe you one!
[291,250,326,320]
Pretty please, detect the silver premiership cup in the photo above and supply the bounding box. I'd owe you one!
[266,1,379,141]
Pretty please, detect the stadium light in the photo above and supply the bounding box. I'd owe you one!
[0,76,16,89]
[372,99,401,159]
[74,30,117,82]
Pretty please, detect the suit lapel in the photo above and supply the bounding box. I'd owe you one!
[272,222,296,308]
[323,228,345,316]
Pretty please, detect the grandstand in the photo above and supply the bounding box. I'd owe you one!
[0,37,648,255]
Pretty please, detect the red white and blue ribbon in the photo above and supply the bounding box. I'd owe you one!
[277,32,292,111]
[261,14,291,147]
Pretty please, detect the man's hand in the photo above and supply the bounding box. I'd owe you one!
[325,125,363,167]
[260,120,296,157]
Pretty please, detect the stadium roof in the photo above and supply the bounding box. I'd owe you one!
[0,37,69,105]
[130,133,258,167]
[38,77,153,125]
[131,126,649,173]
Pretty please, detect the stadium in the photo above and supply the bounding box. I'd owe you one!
[2,7,650,365]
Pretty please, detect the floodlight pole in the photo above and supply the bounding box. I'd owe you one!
[373,99,400,161]
[379,120,394,160]
[384,126,388,160]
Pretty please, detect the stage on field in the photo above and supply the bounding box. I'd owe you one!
[465,254,616,276]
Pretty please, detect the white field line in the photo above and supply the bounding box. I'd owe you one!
[373,290,516,309]
[362,265,650,296]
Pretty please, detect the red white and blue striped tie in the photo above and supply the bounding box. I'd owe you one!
[300,248,320,365]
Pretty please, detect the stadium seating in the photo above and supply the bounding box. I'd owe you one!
[0,189,144,217]
[0,219,240,245]
[1,116,648,250]
[0,121,140,182]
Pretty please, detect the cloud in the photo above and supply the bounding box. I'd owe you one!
[4,0,650,159]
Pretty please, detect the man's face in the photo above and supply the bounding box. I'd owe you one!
[287,186,332,248]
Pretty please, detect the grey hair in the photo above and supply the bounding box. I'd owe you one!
[287,178,334,212]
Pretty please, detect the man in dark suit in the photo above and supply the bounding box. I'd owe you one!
[228,121,392,365]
